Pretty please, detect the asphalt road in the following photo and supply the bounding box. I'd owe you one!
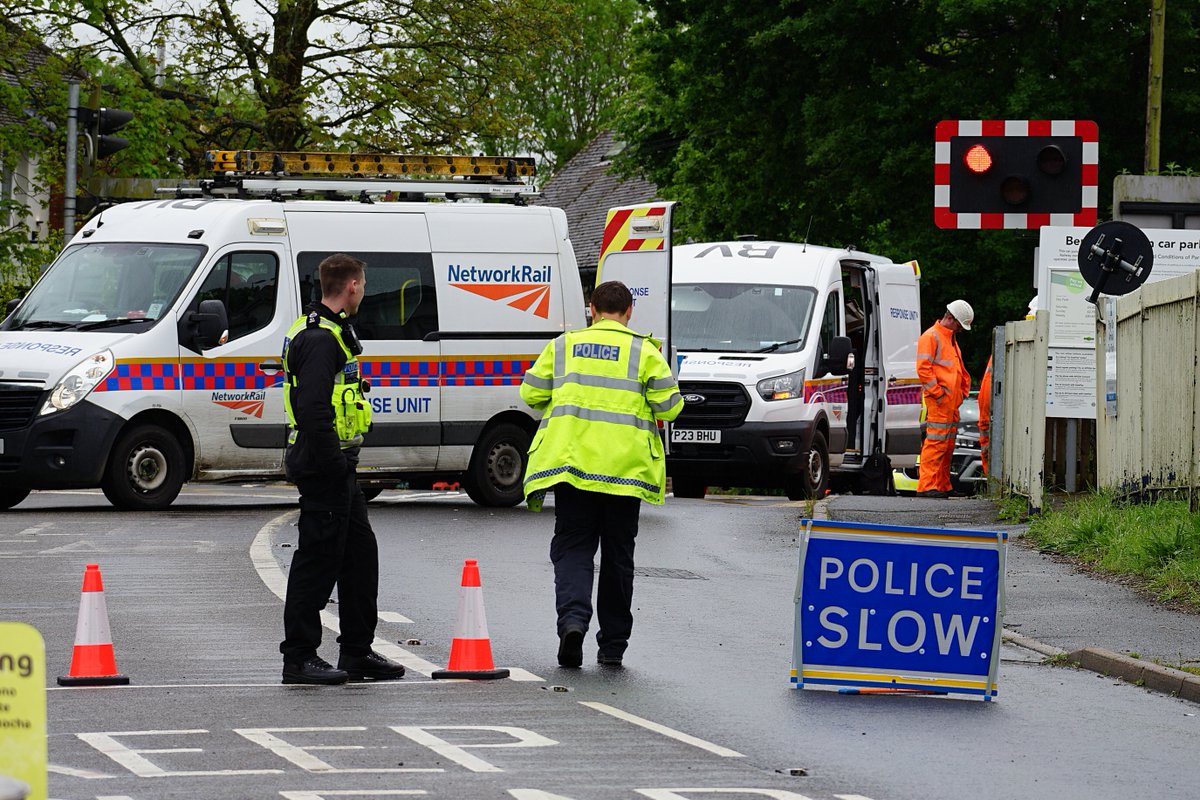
[1,486,1197,800]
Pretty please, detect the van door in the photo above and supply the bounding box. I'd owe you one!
[179,243,293,474]
[284,208,441,475]
[874,262,923,466]
[812,285,847,454]
[595,202,677,446]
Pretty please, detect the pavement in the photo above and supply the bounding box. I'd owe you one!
[819,493,1200,703]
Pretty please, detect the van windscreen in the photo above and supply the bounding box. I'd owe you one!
[5,242,205,332]
[671,283,817,353]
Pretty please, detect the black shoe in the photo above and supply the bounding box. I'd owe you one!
[338,650,406,681]
[918,489,951,498]
[557,627,585,668]
[282,655,349,685]
[597,652,624,667]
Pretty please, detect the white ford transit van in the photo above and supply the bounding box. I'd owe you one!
[667,241,923,499]
[0,156,585,510]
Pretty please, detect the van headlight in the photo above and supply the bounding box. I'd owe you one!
[40,350,114,415]
[756,368,805,401]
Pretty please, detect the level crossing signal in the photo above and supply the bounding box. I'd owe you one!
[934,119,1098,229]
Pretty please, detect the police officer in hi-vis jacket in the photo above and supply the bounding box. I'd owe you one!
[279,253,405,685]
[520,280,684,669]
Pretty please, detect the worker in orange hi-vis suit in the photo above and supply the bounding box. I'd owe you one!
[978,355,992,476]
[916,300,973,497]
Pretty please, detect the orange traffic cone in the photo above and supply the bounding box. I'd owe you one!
[431,559,509,680]
[57,564,130,686]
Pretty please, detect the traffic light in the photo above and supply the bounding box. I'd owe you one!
[934,119,1098,229]
[78,106,133,165]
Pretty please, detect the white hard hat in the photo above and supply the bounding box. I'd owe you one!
[946,299,974,330]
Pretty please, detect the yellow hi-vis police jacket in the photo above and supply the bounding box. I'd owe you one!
[520,319,684,504]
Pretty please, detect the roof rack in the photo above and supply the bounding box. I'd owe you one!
[157,150,541,202]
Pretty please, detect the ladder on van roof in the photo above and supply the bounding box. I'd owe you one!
[161,150,540,203]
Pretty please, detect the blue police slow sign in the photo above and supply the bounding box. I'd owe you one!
[793,519,1007,700]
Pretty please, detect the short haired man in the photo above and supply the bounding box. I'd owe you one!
[520,280,684,668]
[916,299,973,498]
[279,253,405,684]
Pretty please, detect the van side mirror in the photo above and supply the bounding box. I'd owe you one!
[181,299,229,351]
[4,297,19,318]
[819,335,853,376]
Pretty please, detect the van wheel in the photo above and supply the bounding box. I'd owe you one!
[463,423,531,507]
[101,423,187,510]
[672,479,707,499]
[0,487,31,510]
[786,430,829,501]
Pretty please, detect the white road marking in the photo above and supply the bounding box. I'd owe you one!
[46,763,114,778]
[280,792,427,799]
[389,725,556,773]
[234,727,442,774]
[48,681,436,690]
[374,492,465,504]
[378,610,414,624]
[505,668,544,682]
[18,521,53,535]
[252,511,452,679]
[76,730,283,777]
[578,702,744,758]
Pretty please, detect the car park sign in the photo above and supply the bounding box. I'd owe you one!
[793,519,1007,699]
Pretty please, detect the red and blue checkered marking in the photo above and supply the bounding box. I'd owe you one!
[95,362,178,392]
[442,358,534,387]
[181,361,274,390]
[96,356,537,392]
[886,384,923,406]
[362,359,440,388]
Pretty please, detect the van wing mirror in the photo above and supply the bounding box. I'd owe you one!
[182,299,229,351]
[820,335,853,376]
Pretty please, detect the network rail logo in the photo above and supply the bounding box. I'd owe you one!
[448,263,553,319]
[212,390,267,418]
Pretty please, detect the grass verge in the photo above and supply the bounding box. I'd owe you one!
[1022,493,1200,612]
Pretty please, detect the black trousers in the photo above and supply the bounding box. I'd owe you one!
[549,482,641,656]
[280,467,379,663]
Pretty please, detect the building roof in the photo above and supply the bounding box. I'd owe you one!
[534,130,659,280]
[0,21,65,127]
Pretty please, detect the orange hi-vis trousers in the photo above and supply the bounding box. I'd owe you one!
[917,417,957,493]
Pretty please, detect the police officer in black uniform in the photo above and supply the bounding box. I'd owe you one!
[279,253,405,685]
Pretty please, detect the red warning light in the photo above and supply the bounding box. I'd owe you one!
[963,144,992,174]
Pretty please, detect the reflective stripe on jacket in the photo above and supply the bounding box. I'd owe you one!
[916,321,970,423]
[520,319,684,504]
[283,312,372,449]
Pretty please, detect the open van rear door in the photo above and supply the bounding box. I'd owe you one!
[875,259,923,466]
[595,202,677,446]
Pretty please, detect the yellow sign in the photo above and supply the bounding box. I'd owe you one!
[0,622,46,799]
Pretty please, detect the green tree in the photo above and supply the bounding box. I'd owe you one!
[0,21,71,303]
[486,0,643,180]
[10,0,569,153]
[617,0,1200,372]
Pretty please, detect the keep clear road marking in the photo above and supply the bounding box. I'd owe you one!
[251,508,543,683]
[281,793,426,799]
[579,702,745,758]
[46,763,114,778]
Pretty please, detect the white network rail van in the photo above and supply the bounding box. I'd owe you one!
[667,241,923,499]
[0,154,585,510]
